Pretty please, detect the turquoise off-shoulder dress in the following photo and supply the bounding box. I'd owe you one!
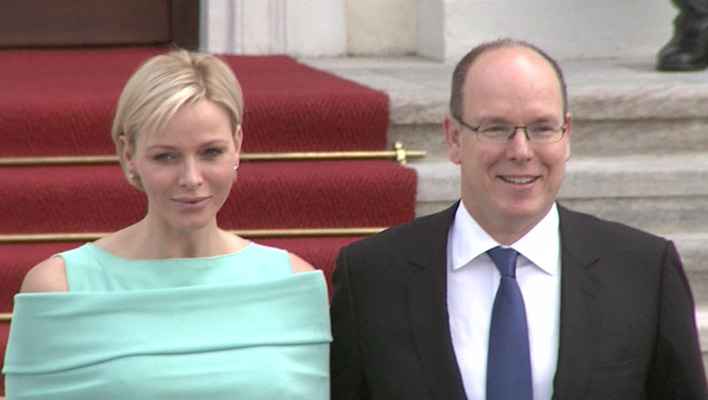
[3,243,331,399]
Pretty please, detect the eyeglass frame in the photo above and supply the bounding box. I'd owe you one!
[452,116,567,144]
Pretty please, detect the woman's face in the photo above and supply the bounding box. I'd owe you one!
[124,100,241,233]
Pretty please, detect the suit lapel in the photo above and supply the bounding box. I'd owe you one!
[405,203,467,399]
[400,203,604,398]
[552,205,603,398]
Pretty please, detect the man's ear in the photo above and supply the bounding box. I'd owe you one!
[563,112,572,162]
[443,115,463,165]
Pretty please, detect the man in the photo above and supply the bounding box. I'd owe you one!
[330,38,707,399]
[657,0,708,71]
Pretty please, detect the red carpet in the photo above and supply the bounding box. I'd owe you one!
[0,48,389,156]
[1,161,415,233]
[0,48,417,394]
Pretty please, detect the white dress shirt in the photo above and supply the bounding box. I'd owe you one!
[447,201,561,400]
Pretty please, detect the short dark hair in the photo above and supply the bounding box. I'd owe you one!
[449,38,568,119]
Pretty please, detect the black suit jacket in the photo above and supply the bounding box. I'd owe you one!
[330,202,707,399]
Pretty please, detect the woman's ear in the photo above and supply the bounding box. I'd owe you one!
[119,135,135,174]
[234,124,243,164]
[234,124,243,153]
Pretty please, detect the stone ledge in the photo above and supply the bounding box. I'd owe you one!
[409,156,708,272]
[393,119,708,163]
[696,307,708,354]
[302,56,708,125]
[570,84,708,120]
[561,153,708,198]
[669,233,708,274]
[410,152,708,204]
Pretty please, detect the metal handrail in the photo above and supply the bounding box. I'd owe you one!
[0,227,385,244]
[0,141,425,167]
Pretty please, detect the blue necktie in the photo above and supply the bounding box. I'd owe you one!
[486,246,533,400]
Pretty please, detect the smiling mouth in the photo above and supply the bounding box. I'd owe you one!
[499,176,538,184]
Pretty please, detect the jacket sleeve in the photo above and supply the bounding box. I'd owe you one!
[647,241,708,399]
[330,246,371,400]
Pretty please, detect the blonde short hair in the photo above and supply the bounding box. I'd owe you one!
[111,50,243,174]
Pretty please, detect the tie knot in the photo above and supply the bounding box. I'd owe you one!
[487,246,518,277]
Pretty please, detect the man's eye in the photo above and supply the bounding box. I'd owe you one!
[481,125,509,135]
[529,126,555,135]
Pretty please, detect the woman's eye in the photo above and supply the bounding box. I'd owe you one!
[203,148,224,158]
[153,153,173,162]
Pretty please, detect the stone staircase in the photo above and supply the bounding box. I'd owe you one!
[302,55,708,364]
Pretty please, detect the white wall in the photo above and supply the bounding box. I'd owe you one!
[419,0,677,62]
[417,0,444,60]
[201,0,678,61]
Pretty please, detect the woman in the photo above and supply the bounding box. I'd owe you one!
[3,50,331,399]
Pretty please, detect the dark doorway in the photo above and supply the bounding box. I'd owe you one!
[0,0,199,49]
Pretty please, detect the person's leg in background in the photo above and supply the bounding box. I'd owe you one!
[657,0,708,71]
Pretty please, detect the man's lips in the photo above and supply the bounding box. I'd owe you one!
[498,175,538,184]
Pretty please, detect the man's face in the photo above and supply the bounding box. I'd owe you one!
[444,46,571,243]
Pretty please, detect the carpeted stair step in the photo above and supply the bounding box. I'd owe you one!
[0,160,416,234]
[0,48,389,156]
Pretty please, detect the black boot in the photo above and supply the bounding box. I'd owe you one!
[657,11,708,71]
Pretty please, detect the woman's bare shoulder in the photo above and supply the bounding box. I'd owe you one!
[20,256,69,293]
[288,252,315,274]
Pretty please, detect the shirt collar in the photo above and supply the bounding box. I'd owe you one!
[449,201,560,276]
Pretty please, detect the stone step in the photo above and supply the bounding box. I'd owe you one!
[670,233,708,274]
[390,116,708,162]
[410,154,708,307]
[561,153,708,233]
[305,57,708,159]
[304,57,708,124]
[410,157,708,263]
[652,233,708,308]
[410,152,708,233]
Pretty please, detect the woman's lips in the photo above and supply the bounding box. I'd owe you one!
[172,196,211,210]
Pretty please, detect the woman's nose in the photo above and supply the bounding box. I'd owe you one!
[179,159,203,188]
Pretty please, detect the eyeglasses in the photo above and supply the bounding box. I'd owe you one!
[453,116,566,144]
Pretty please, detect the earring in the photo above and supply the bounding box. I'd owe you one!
[129,172,135,179]
[234,163,239,171]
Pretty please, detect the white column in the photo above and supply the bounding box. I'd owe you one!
[347,0,417,56]
[416,0,444,60]
[200,0,346,57]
